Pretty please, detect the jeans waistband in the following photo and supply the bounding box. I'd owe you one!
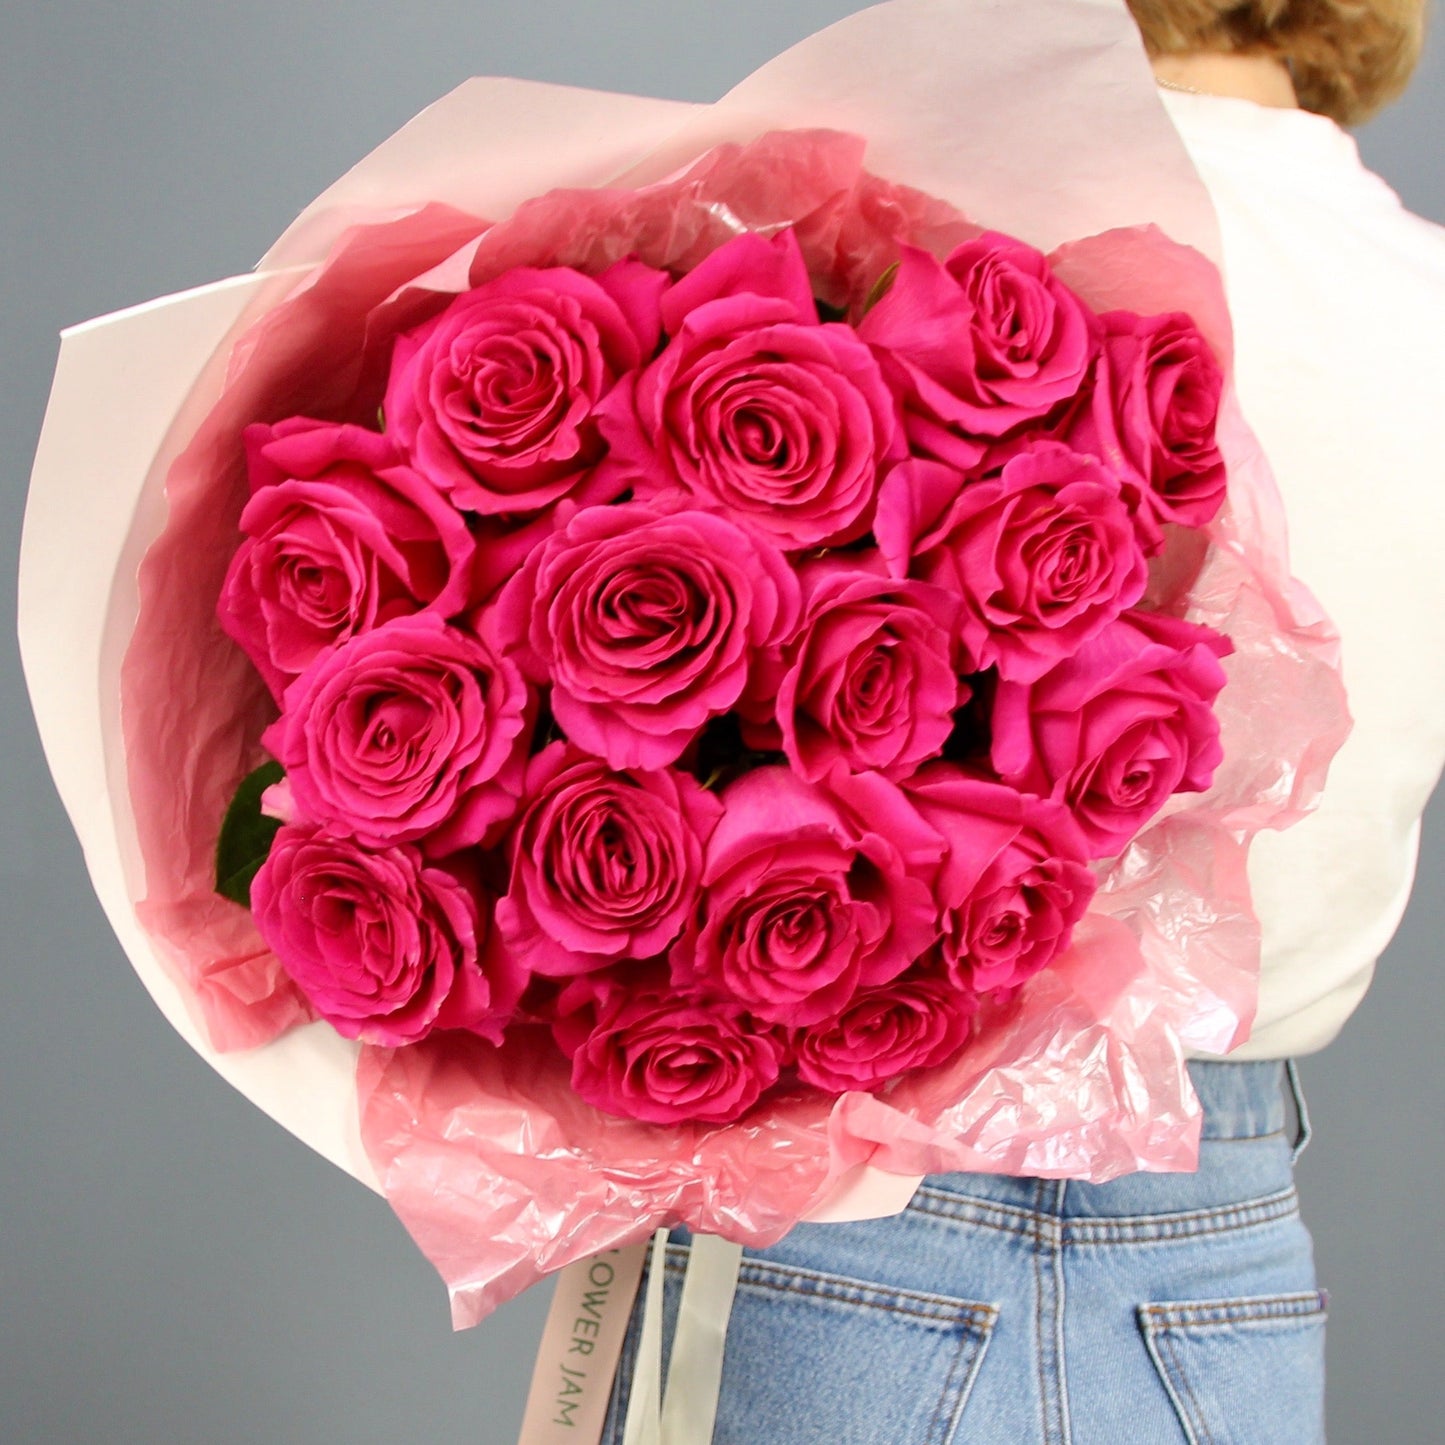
[1189,1058,1299,1144]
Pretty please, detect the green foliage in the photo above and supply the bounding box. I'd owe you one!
[215,759,286,908]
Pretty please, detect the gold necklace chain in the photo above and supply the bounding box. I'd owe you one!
[1155,76,1209,97]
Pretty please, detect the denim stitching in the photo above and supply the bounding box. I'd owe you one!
[924,1328,965,1445]
[1048,1181,1073,1445]
[624,1184,1311,1439]
[924,1316,986,1445]
[642,1246,1001,1442]
[729,1254,998,1328]
[907,1184,1294,1231]
[1136,1293,1329,1443]
[913,1187,1052,1233]
[1137,1310,1201,1445]
[730,1257,1000,1442]
[1027,1178,1076,1445]
[1162,1327,1215,1445]
[912,1181,1296,1228]
[735,1281,983,1327]
[938,1313,996,1445]
[1064,1189,1299,1244]
[1138,1291,1328,1329]
[908,1184,1299,1245]
[1033,1179,1052,1445]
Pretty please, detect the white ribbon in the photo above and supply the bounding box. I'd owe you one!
[659,1234,745,1445]
[622,1231,745,1445]
[524,1231,744,1445]
[620,1230,670,1445]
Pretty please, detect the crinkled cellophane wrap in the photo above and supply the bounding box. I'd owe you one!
[108,5,1347,1328]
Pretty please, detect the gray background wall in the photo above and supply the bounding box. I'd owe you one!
[2,3,1440,1441]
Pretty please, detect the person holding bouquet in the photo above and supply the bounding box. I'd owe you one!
[597,2,1445,1439]
[18,3,1441,1443]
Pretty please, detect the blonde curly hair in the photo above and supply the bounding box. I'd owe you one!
[1126,1,1428,124]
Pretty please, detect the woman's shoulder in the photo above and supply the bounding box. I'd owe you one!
[1160,89,1445,283]
[1160,89,1445,418]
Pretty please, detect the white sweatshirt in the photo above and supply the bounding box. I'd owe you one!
[1159,89,1445,1058]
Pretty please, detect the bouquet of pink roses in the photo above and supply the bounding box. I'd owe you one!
[219,206,1234,1131]
[20,2,1348,1385]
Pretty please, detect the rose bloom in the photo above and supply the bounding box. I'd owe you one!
[217,418,477,701]
[991,610,1231,858]
[384,257,668,514]
[859,233,1097,468]
[561,978,785,1125]
[775,557,965,783]
[906,765,1095,996]
[496,497,800,769]
[495,743,723,976]
[670,767,944,1027]
[791,967,975,1094]
[251,825,525,1046]
[598,229,899,548]
[262,611,530,855]
[1062,309,1227,554]
[877,442,1148,682]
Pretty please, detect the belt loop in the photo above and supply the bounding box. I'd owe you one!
[1285,1059,1312,1164]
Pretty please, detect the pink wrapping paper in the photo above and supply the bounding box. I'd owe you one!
[28,0,1349,1329]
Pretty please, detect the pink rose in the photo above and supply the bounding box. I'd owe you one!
[670,768,944,1027]
[991,611,1231,858]
[497,498,800,769]
[495,743,723,976]
[1063,311,1227,553]
[598,230,899,548]
[262,612,530,854]
[877,442,1148,682]
[563,980,785,1125]
[859,234,1096,468]
[251,825,524,1046]
[776,558,966,783]
[217,419,477,700]
[906,766,1095,995]
[791,968,974,1093]
[383,258,668,514]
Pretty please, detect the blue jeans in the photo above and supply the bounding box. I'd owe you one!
[601,1061,1325,1444]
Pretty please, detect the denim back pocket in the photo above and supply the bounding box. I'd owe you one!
[602,1245,998,1445]
[1137,1291,1328,1445]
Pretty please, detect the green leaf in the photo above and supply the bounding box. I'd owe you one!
[862,261,900,316]
[215,759,286,908]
